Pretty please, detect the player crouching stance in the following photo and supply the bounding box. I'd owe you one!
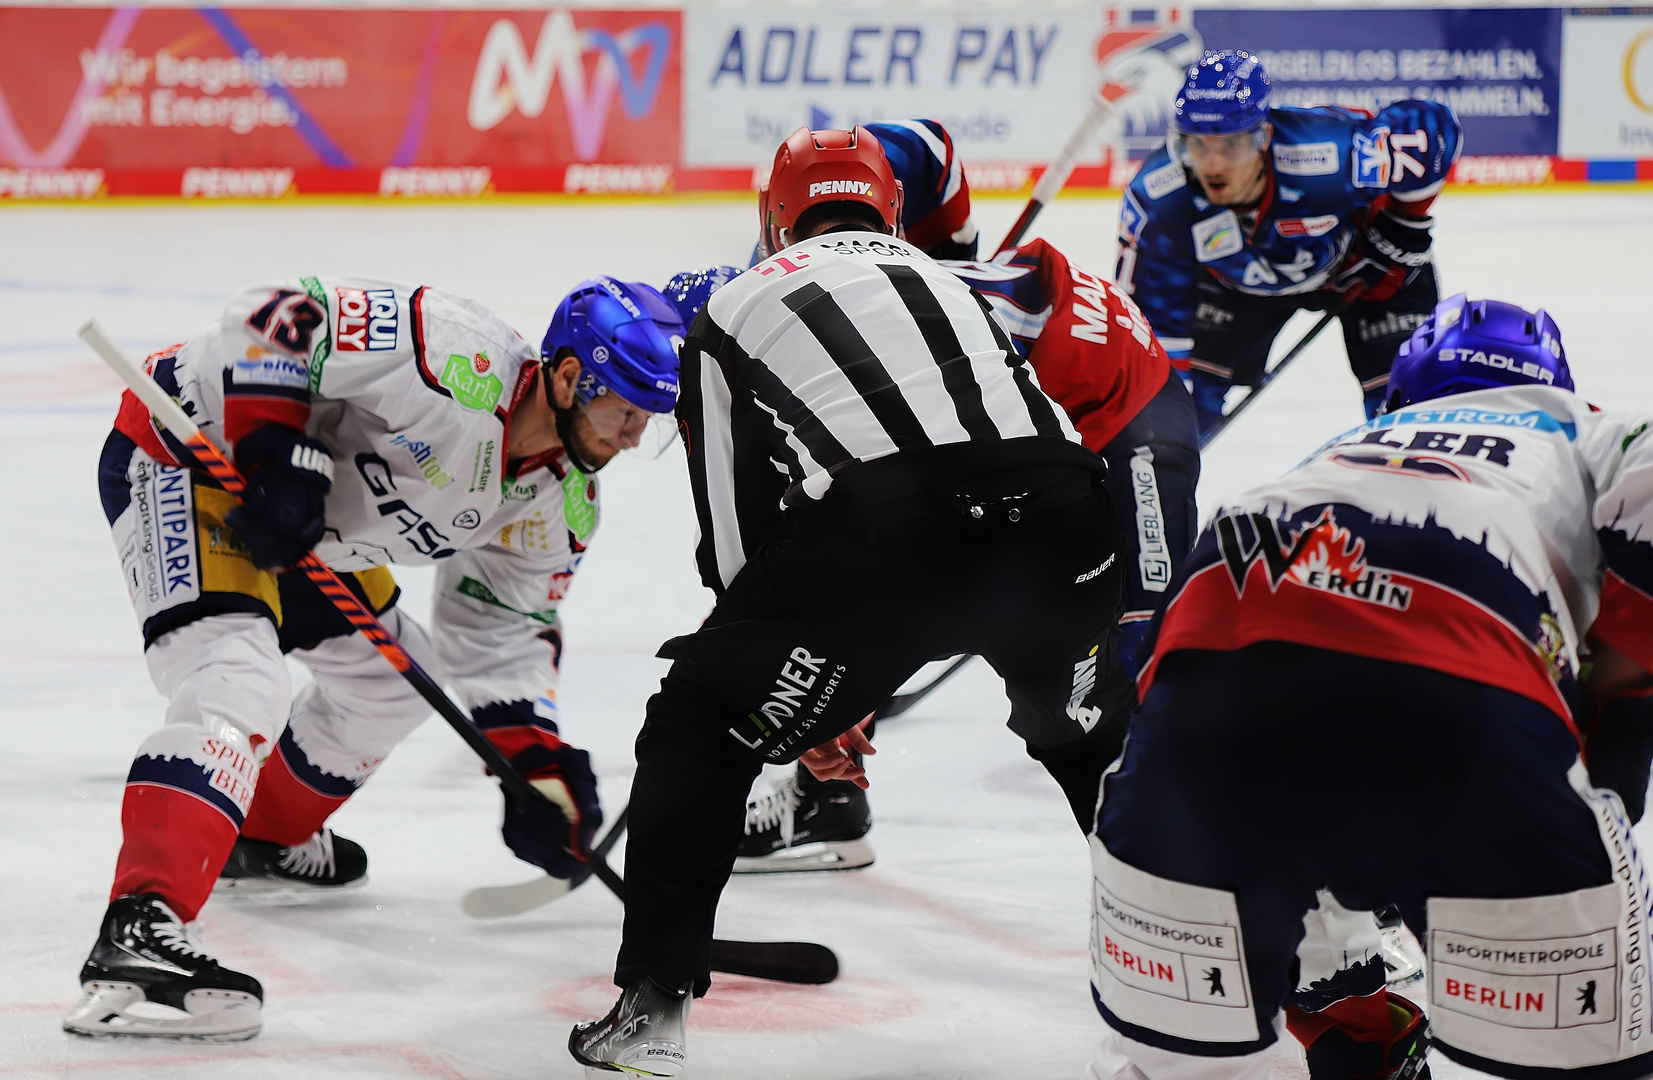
[65,276,684,1041]
[569,127,1134,1077]
[1087,297,1653,1080]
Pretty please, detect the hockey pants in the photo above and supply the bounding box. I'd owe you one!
[1089,643,1653,1080]
[99,431,437,920]
[1096,370,1200,679]
[1186,264,1440,432]
[616,461,1134,995]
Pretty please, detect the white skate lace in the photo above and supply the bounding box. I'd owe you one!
[743,776,801,846]
[278,830,337,879]
[151,914,212,960]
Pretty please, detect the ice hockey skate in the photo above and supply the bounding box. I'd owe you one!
[733,764,874,873]
[215,828,368,898]
[63,893,263,1041]
[1376,905,1425,989]
[569,976,691,1077]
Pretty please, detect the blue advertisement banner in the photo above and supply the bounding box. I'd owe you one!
[1190,7,1563,157]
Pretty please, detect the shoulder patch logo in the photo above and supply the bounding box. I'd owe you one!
[1353,128,1391,188]
[1272,142,1341,177]
[1275,214,1341,239]
[335,287,399,353]
[1142,159,1187,201]
[1119,188,1148,244]
[1191,210,1243,263]
[440,353,504,411]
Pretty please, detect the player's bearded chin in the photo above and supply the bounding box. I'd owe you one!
[549,391,609,475]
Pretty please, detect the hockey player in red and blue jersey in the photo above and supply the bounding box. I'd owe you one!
[1087,297,1653,1080]
[753,119,981,264]
[1117,50,1462,433]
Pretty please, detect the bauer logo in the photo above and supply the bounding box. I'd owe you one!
[335,288,398,352]
[807,179,873,198]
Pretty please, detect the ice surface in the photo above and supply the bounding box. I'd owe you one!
[0,191,1648,1078]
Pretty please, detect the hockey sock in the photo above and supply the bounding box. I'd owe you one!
[112,783,240,922]
[239,728,354,846]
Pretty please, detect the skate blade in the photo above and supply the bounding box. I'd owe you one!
[1381,925,1427,989]
[732,838,874,874]
[213,874,369,903]
[63,983,261,1042]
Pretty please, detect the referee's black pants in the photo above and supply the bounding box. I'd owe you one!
[615,457,1132,994]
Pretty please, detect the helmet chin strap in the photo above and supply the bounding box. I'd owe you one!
[542,358,605,475]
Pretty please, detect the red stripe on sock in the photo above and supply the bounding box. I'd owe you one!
[112,783,241,922]
[239,740,349,847]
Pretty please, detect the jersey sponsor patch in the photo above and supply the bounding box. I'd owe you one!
[1130,447,1172,593]
[1141,159,1187,201]
[807,179,873,198]
[440,352,504,411]
[1427,765,1649,1072]
[1274,214,1340,239]
[230,349,308,389]
[1353,127,1392,188]
[1090,838,1258,1042]
[335,287,399,352]
[1191,210,1243,263]
[1272,141,1341,176]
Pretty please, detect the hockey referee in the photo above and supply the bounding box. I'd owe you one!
[570,126,1135,1076]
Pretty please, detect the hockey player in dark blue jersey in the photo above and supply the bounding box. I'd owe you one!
[1117,50,1462,433]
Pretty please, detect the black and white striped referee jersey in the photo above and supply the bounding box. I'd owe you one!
[679,229,1090,592]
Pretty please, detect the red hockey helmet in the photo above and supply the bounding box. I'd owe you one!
[759,126,903,256]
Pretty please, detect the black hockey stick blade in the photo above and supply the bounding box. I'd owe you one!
[582,829,841,984]
[711,939,840,985]
[1198,308,1339,451]
[874,654,974,720]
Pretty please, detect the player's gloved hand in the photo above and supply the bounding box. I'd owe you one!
[1333,208,1434,304]
[226,424,334,569]
[476,699,602,877]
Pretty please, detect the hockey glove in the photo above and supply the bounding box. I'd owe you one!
[226,424,334,569]
[475,699,602,878]
[1286,990,1431,1080]
[1333,209,1434,304]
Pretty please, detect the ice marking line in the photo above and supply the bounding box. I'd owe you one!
[0,277,230,303]
[854,874,1086,961]
[544,972,920,1033]
[0,1042,468,1078]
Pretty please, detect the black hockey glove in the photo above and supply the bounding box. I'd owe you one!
[1581,688,1653,823]
[226,424,334,569]
[476,699,603,877]
[1333,208,1434,304]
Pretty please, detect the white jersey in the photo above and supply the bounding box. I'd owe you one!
[1140,385,1653,727]
[114,276,595,712]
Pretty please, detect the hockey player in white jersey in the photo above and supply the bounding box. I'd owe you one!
[66,276,684,1041]
[1088,296,1653,1080]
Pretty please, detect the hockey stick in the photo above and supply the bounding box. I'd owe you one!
[463,806,629,918]
[874,654,974,721]
[994,84,1127,256]
[1197,308,1339,450]
[80,319,841,987]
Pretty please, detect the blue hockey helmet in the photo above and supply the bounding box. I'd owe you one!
[662,265,742,328]
[1385,294,1572,412]
[542,278,685,416]
[1173,51,1271,136]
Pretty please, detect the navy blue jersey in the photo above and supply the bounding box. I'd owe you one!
[1117,101,1461,359]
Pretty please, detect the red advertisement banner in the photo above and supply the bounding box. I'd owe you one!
[0,6,681,180]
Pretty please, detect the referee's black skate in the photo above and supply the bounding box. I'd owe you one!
[215,828,368,897]
[733,765,874,873]
[63,893,263,1041]
[569,976,691,1077]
